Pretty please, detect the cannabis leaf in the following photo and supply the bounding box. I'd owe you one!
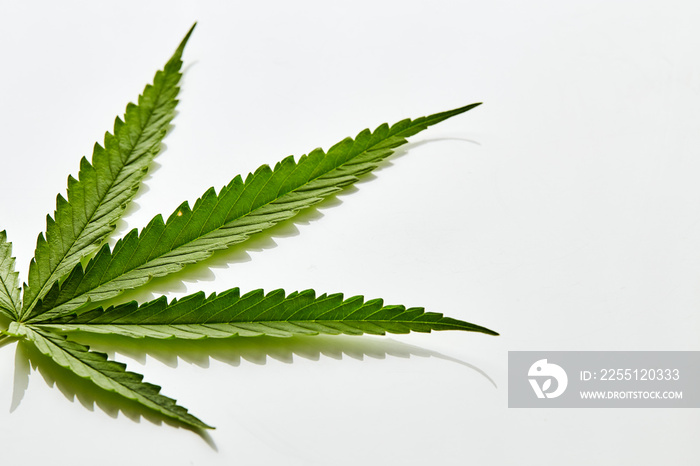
[39,288,496,339]
[0,24,495,431]
[19,26,194,320]
[11,323,211,429]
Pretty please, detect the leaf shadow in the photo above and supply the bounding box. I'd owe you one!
[71,333,497,389]
[11,332,494,447]
[10,341,29,412]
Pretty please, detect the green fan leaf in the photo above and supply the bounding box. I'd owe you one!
[7,322,211,430]
[25,103,481,322]
[0,231,21,319]
[19,25,195,320]
[38,288,499,338]
[1,23,495,432]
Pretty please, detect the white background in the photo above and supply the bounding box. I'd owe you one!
[1,1,699,464]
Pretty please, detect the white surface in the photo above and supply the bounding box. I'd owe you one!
[0,1,698,464]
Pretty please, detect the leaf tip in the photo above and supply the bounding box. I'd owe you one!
[175,22,197,57]
[455,102,482,114]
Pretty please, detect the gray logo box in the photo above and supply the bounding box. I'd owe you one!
[508,351,700,408]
